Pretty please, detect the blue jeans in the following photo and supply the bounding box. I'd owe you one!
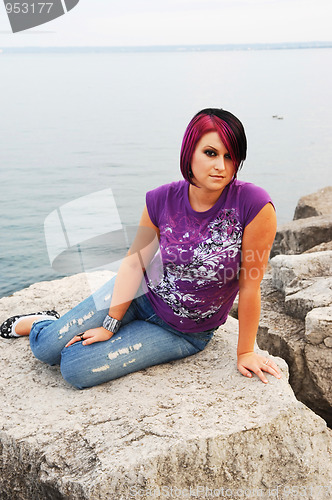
[29,276,215,389]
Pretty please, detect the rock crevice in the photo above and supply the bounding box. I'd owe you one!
[257,186,332,428]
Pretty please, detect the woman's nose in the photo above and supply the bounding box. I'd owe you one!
[214,157,226,171]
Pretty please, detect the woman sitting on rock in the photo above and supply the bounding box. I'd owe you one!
[0,108,281,388]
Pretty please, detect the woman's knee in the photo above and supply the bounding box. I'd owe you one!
[60,366,85,389]
[60,349,85,389]
[60,344,104,389]
[29,320,62,365]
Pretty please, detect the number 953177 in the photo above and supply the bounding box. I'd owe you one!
[5,3,53,14]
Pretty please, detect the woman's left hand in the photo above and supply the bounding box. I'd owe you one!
[65,327,113,348]
[237,352,282,384]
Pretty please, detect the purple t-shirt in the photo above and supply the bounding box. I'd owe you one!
[142,179,273,333]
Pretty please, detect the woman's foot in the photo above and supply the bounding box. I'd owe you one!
[0,310,60,339]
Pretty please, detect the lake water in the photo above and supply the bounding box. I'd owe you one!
[0,47,331,298]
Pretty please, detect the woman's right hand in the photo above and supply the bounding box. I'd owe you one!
[65,327,113,348]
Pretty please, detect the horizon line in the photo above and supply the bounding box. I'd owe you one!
[0,41,332,55]
[0,40,332,49]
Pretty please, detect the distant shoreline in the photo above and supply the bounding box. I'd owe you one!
[1,41,332,53]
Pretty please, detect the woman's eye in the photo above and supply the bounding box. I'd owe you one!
[204,149,216,157]
[225,153,232,160]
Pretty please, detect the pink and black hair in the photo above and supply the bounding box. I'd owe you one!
[180,108,247,185]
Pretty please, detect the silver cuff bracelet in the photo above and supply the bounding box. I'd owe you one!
[103,315,121,334]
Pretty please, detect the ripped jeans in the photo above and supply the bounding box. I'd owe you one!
[29,275,215,389]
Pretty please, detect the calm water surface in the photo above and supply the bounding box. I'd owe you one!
[0,48,331,297]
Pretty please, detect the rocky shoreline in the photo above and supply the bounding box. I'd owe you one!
[0,187,331,499]
[260,186,332,427]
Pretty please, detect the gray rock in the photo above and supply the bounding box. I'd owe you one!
[1,273,332,500]
[304,342,332,414]
[258,273,332,429]
[258,186,332,438]
[294,186,332,220]
[270,251,332,292]
[285,277,332,320]
[271,215,332,256]
[304,241,332,253]
[305,306,332,345]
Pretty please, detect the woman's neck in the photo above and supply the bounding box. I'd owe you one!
[188,183,226,212]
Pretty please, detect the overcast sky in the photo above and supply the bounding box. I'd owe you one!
[0,0,331,47]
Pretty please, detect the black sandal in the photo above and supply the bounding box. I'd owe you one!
[0,310,60,339]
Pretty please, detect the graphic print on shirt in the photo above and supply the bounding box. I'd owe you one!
[146,209,243,323]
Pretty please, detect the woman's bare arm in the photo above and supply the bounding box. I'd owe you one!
[236,202,281,383]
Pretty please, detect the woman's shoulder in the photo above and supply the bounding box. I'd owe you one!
[146,179,186,198]
[147,179,186,193]
[231,179,271,199]
[146,180,187,226]
[229,179,274,227]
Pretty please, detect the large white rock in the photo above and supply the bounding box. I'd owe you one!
[270,251,332,292]
[272,185,332,255]
[1,273,332,499]
[305,306,332,345]
[271,215,332,256]
[284,277,332,320]
[294,186,332,220]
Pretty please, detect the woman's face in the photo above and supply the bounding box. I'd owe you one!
[190,131,236,193]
